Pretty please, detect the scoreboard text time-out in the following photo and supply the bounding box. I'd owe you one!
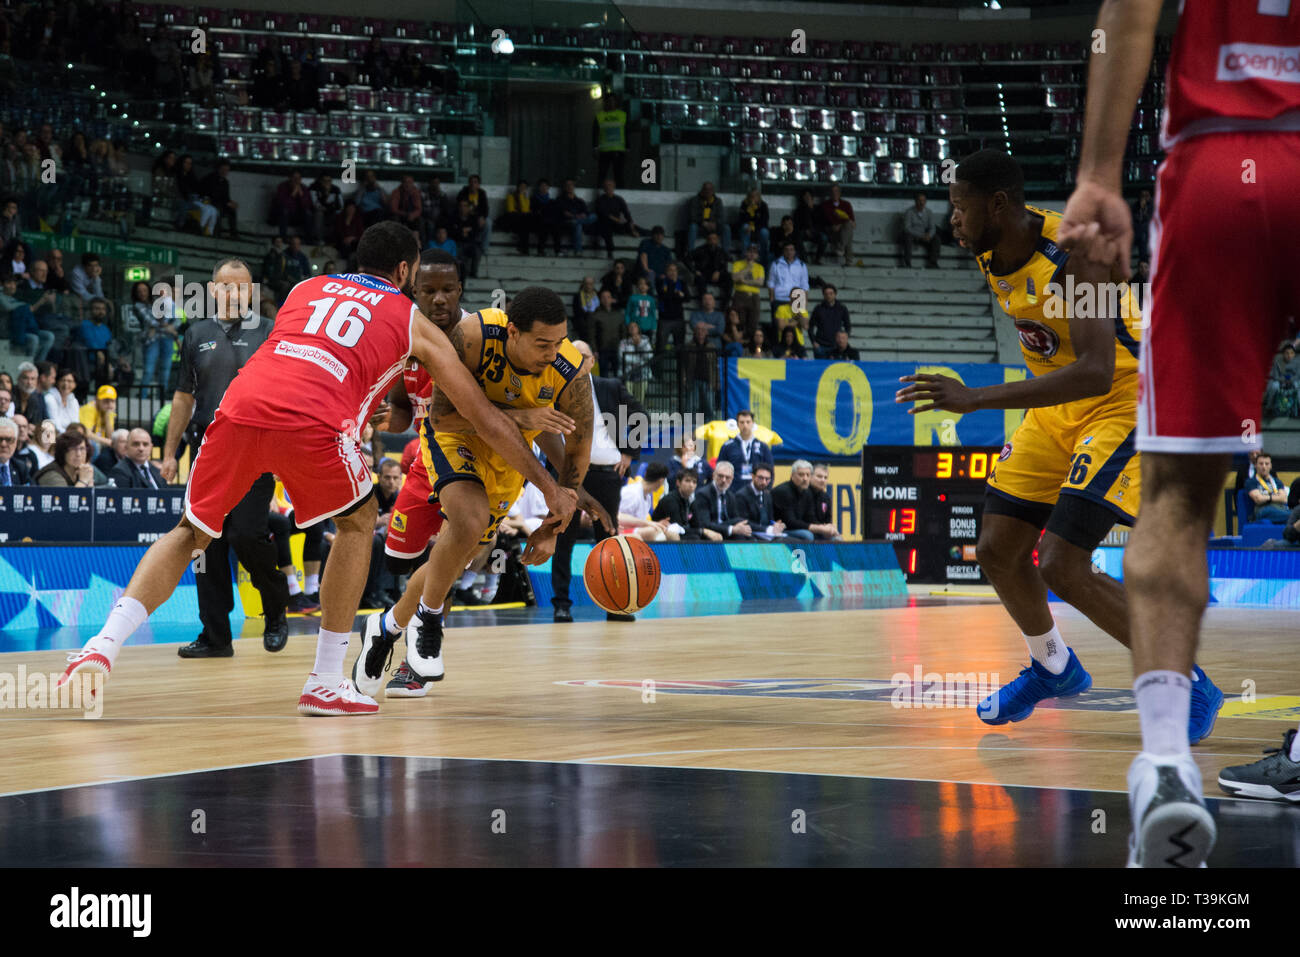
[860,446,1004,584]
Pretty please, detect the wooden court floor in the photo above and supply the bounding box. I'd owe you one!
[2,601,1296,800]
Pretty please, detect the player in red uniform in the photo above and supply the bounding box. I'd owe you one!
[59,223,577,715]
[1061,0,1300,866]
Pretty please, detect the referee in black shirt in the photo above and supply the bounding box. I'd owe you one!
[161,258,291,657]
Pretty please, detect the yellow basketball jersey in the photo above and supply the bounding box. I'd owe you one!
[975,207,1141,401]
[472,308,585,445]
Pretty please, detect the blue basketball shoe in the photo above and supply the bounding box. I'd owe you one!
[1188,665,1224,746]
[977,648,1093,725]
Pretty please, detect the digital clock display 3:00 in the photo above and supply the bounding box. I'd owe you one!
[911,450,998,480]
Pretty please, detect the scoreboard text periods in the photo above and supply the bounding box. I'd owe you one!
[860,446,1002,584]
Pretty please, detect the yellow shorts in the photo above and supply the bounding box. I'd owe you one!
[422,431,524,545]
[987,400,1140,524]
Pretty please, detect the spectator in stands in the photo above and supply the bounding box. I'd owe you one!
[95,427,128,474]
[768,241,809,323]
[696,460,751,540]
[655,263,688,351]
[722,310,746,357]
[303,174,340,248]
[1246,452,1290,522]
[131,280,178,388]
[360,36,392,89]
[8,243,26,278]
[286,236,312,286]
[188,50,220,106]
[197,159,238,240]
[686,181,725,254]
[456,174,492,257]
[43,367,79,431]
[717,410,774,484]
[619,461,675,542]
[175,154,218,236]
[422,176,454,237]
[625,276,658,345]
[746,328,772,358]
[498,180,537,255]
[637,225,673,287]
[734,462,784,540]
[593,94,628,187]
[284,59,318,112]
[730,244,764,339]
[531,179,562,255]
[572,276,599,342]
[593,179,638,259]
[0,198,22,255]
[43,249,70,294]
[390,174,423,238]
[0,417,30,486]
[251,54,285,107]
[794,189,828,264]
[668,436,712,487]
[108,428,165,488]
[33,430,96,487]
[332,200,365,263]
[735,187,770,264]
[1265,343,1300,417]
[600,258,634,308]
[652,468,710,541]
[826,329,860,361]
[75,297,115,386]
[591,290,624,375]
[900,192,941,269]
[556,178,595,256]
[773,460,821,542]
[355,170,388,228]
[11,414,37,475]
[619,321,653,400]
[146,151,179,225]
[17,263,73,359]
[26,418,56,470]
[14,363,46,425]
[79,384,116,449]
[810,284,851,359]
[272,170,315,242]
[0,387,10,417]
[822,183,857,267]
[691,293,726,346]
[2,272,52,361]
[690,230,732,303]
[68,253,105,308]
[809,463,839,539]
[449,198,482,278]
[774,325,807,360]
[262,236,292,303]
[682,321,717,421]
[428,225,456,258]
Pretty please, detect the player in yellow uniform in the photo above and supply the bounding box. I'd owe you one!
[351,286,604,697]
[896,150,1221,742]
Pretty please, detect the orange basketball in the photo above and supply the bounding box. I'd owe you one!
[583,535,661,615]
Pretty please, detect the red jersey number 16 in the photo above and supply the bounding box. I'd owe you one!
[304,297,372,348]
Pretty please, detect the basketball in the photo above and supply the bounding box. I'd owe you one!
[583,535,661,615]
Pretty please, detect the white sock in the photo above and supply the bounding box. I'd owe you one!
[285,571,302,596]
[1023,624,1069,674]
[382,607,407,635]
[312,627,351,677]
[457,569,477,589]
[482,572,499,599]
[1291,723,1300,762]
[305,573,320,595]
[1134,670,1192,757]
[418,600,443,618]
[93,596,148,663]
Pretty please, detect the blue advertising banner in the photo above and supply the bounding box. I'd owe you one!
[724,358,1030,458]
[0,488,185,543]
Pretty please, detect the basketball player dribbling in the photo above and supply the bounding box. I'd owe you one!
[1060,0,1300,867]
[896,150,1221,746]
[60,223,577,716]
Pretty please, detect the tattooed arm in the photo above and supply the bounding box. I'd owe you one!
[553,372,594,491]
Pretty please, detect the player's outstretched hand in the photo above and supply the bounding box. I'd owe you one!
[1059,179,1133,279]
[577,487,615,533]
[510,406,576,434]
[542,485,579,532]
[521,524,560,565]
[896,373,979,414]
[369,402,392,432]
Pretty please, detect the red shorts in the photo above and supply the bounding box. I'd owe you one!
[185,411,372,536]
[1140,131,1300,453]
[384,462,444,559]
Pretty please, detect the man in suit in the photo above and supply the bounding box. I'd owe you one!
[652,469,709,541]
[552,340,645,623]
[108,429,168,489]
[734,462,785,540]
[95,428,129,474]
[694,460,752,540]
[0,417,32,486]
[772,459,818,542]
[716,410,774,484]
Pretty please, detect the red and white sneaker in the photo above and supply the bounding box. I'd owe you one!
[57,640,116,693]
[297,674,379,716]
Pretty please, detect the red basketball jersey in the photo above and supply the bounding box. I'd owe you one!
[220,273,415,438]
[1162,0,1300,147]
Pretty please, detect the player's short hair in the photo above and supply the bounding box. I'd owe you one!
[644,462,669,482]
[507,286,567,332]
[356,221,420,278]
[211,257,250,280]
[956,149,1025,205]
[419,247,462,281]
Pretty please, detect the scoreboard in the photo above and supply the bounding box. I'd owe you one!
[860,446,1004,584]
